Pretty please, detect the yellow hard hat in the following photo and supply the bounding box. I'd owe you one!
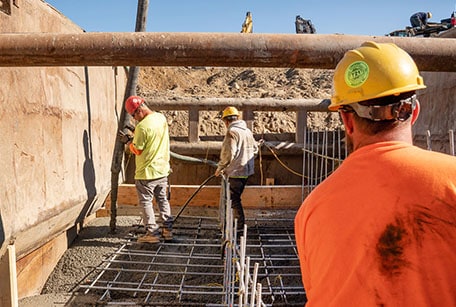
[427,12,432,19]
[329,41,426,111]
[221,106,240,119]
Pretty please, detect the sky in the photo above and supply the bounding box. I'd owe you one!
[45,1,456,36]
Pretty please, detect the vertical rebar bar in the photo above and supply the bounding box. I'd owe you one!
[426,130,432,151]
[449,129,455,156]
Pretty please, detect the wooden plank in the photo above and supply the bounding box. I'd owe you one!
[104,184,305,210]
[16,232,68,298]
[96,206,142,217]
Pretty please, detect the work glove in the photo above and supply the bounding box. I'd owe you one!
[214,168,224,177]
[118,130,133,144]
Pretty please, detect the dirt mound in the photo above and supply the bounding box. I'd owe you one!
[137,67,342,137]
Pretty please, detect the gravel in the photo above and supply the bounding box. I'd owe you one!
[19,216,140,307]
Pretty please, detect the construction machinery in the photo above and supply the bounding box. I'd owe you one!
[388,12,455,37]
[241,11,253,33]
[295,15,316,34]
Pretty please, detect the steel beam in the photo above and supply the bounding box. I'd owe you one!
[0,32,455,71]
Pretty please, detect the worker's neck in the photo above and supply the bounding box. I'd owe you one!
[352,128,413,151]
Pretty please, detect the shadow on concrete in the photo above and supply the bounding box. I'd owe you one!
[0,211,4,250]
[73,67,98,240]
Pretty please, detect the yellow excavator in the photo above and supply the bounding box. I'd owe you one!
[241,11,253,33]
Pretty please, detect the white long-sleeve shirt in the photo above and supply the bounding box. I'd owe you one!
[216,120,258,177]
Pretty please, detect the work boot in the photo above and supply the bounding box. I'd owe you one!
[162,228,173,241]
[137,231,160,243]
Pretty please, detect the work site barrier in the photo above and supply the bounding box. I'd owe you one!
[143,97,331,144]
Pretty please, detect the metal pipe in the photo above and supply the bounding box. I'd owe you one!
[0,33,455,71]
[109,0,149,233]
[147,97,330,111]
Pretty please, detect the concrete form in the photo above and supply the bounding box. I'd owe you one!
[0,1,127,304]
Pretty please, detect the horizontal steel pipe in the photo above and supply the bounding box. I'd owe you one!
[0,33,455,71]
[170,141,305,155]
[144,97,331,112]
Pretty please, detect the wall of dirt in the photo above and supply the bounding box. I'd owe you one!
[0,0,128,301]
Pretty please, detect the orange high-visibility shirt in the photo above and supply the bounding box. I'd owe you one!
[295,141,456,306]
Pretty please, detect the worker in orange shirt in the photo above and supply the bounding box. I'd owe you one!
[294,41,456,306]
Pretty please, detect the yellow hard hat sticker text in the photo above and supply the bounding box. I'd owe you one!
[344,61,369,88]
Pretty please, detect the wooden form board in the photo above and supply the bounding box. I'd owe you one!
[98,184,306,217]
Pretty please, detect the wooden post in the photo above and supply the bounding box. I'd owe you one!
[296,110,307,144]
[243,107,254,131]
[8,245,18,307]
[188,106,200,142]
[0,245,18,307]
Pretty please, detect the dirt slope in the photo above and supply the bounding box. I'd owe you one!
[137,67,342,136]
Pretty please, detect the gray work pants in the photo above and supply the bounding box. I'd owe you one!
[135,177,173,235]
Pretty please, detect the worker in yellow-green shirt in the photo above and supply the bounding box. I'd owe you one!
[123,95,173,244]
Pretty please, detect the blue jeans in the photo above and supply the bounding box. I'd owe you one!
[410,16,423,28]
[135,177,173,234]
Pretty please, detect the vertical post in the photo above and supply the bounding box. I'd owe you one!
[296,110,307,144]
[243,107,254,131]
[8,244,18,307]
[449,129,454,156]
[250,262,259,306]
[110,0,149,233]
[426,130,432,151]
[188,106,199,142]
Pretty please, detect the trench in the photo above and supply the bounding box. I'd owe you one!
[51,128,344,305]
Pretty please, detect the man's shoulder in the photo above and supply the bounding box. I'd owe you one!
[150,111,166,120]
[229,120,251,130]
[143,112,166,124]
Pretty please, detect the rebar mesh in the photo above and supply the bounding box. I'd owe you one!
[75,213,305,306]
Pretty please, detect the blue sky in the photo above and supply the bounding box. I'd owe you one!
[46,1,455,36]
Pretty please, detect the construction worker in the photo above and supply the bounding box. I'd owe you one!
[410,11,432,29]
[241,11,253,33]
[294,42,456,305]
[122,95,173,243]
[215,107,258,230]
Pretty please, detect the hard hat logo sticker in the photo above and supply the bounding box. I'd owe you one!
[345,61,369,88]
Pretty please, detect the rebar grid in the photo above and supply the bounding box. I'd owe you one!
[76,214,305,306]
[71,127,455,305]
[232,218,306,307]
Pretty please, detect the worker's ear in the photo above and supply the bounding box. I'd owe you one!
[411,100,420,125]
[339,111,355,135]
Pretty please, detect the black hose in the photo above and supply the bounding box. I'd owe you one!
[174,174,217,222]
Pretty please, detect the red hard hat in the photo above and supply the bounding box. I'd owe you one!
[125,96,144,115]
